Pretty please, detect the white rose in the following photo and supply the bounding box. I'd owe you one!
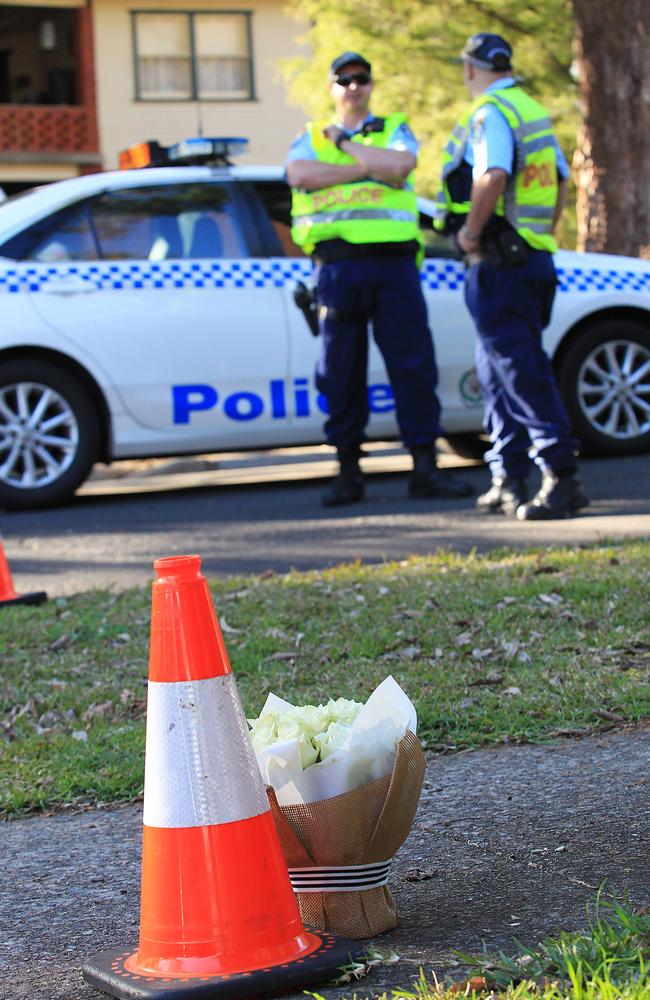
[276,709,310,743]
[295,704,331,738]
[313,721,352,760]
[326,697,363,726]
[249,712,279,751]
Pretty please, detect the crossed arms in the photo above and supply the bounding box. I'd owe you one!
[286,127,416,192]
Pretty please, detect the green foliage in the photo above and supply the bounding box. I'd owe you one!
[283,0,580,245]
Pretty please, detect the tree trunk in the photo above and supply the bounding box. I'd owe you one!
[572,0,650,258]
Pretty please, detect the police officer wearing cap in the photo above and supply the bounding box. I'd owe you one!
[286,52,473,507]
[435,33,588,519]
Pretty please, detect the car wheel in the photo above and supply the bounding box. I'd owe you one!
[0,360,100,510]
[443,433,489,461]
[557,320,650,456]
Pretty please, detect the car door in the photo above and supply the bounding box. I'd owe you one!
[12,180,292,452]
[418,210,483,427]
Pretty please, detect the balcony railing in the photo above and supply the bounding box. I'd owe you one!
[0,104,98,158]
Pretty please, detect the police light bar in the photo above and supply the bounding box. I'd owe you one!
[168,137,248,162]
[118,137,248,169]
[118,140,167,171]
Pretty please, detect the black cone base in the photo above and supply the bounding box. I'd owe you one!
[83,932,366,999]
[0,591,47,607]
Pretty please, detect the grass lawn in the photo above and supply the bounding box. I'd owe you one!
[1,539,649,817]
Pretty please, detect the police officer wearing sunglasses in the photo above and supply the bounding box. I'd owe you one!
[435,33,588,519]
[286,52,473,507]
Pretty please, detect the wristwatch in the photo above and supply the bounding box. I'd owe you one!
[460,224,481,243]
[335,131,349,150]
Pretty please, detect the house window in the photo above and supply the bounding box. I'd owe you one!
[132,11,253,101]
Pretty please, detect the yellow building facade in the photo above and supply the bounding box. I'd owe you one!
[92,0,307,168]
[0,0,307,193]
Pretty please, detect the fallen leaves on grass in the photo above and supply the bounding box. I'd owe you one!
[449,975,490,994]
[329,947,400,985]
[83,701,114,722]
[468,674,503,687]
[219,617,241,634]
[49,634,71,652]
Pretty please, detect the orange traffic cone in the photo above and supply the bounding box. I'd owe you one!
[84,554,363,999]
[0,540,46,607]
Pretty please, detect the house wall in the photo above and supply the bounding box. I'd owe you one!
[92,0,309,169]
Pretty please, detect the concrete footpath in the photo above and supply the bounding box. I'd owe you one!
[2,725,649,1000]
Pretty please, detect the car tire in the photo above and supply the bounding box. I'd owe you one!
[0,359,100,510]
[443,433,489,461]
[557,320,650,457]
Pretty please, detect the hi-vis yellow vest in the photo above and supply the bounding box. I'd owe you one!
[434,86,560,252]
[290,113,423,256]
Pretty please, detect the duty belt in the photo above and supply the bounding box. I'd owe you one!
[313,238,419,263]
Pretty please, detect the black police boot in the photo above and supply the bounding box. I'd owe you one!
[408,445,474,499]
[322,445,364,507]
[476,476,528,516]
[516,469,589,520]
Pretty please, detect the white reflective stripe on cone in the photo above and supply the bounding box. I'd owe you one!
[143,673,269,829]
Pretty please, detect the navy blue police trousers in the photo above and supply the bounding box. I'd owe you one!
[464,248,578,479]
[314,254,442,448]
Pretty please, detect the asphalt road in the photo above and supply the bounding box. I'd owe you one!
[2,443,649,597]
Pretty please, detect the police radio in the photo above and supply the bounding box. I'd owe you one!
[359,118,386,136]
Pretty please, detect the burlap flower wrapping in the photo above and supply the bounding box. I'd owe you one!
[267,729,426,939]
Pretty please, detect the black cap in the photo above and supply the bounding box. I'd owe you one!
[330,52,372,77]
[458,32,512,71]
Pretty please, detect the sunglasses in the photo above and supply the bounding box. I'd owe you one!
[335,72,372,87]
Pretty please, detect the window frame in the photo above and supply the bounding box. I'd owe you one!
[130,9,255,103]
[245,179,303,258]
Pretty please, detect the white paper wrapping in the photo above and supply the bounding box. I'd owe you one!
[253,675,417,806]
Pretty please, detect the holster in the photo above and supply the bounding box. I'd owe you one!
[482,224,529,267]
[493,229,528,266]
[292,280,319,336]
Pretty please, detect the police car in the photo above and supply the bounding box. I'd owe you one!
[0,136,649,510]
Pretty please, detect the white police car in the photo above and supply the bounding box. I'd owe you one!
[0,137,649,509]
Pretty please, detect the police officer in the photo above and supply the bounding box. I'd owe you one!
[286,52,473,507]
[436,33,588,519]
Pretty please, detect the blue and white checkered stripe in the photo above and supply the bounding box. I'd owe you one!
[0,258,462,292]
[0,258,648,294]
[422,261,464,289]
[0,260,313,293]
[555,266,650,293]
[422,262,650,293]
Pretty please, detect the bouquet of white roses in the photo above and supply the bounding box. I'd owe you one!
[248,677,425,939]
[249,694,363,777]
